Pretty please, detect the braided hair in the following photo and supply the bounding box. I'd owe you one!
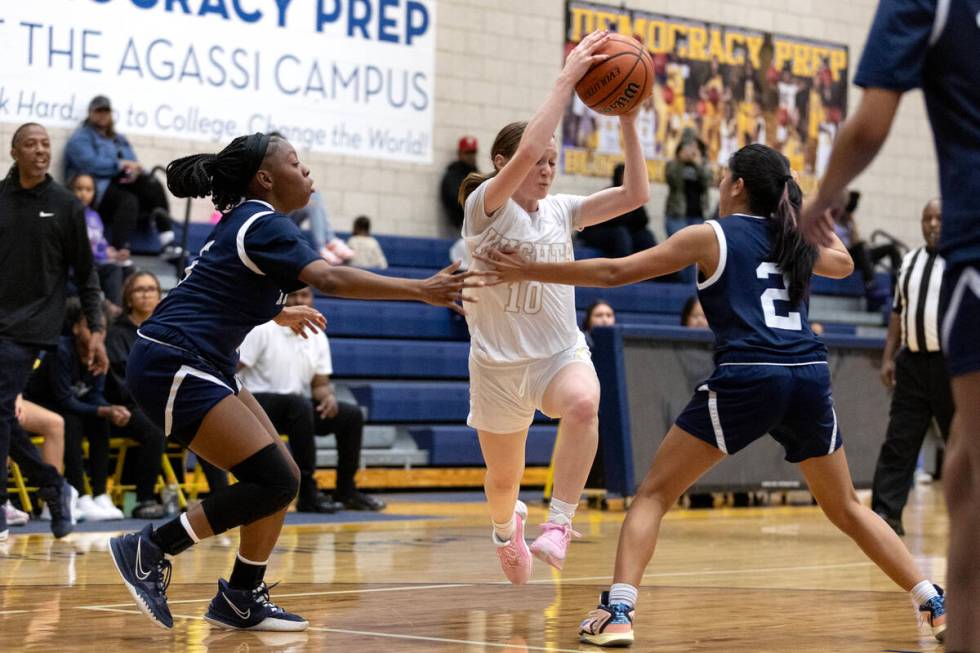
[727,143,816,305]
[166,133,277,211]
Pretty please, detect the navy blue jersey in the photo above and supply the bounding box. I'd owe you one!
[855,0,980,265]
[140,199,320,375]
[697,215,827,365]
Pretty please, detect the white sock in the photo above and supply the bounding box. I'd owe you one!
[609,583,638,609]
[548,497,577,526]
[159,230,175,246]
[911,580,939,606]
[492,515,515,544]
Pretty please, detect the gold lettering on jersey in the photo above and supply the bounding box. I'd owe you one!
[473,228,573,263]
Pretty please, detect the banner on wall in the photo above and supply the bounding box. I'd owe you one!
[0,0,435,163]
[563,1,849,191]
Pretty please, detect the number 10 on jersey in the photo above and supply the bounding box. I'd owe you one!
[505,281,544,314]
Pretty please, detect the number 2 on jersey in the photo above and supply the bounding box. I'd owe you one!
[756,262,801,330]
[505,281,543,314]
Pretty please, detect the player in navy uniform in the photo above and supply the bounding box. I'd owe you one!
[798,1,980,647]
[108,133,482,631]
[479,144,946,647]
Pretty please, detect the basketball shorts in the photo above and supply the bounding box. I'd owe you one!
[675,362,842,463]
[941,263,980,377]
[467,335,596,434]
[127,335,239,447]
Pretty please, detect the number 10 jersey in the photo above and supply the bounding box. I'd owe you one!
[462,181,584,365]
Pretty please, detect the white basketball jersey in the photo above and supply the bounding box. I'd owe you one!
[637,107,657,159]
[462,181,583,364]
[596,115,621,154]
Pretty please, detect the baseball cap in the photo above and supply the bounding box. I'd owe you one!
[88,95,112,112]
[457,136,478,153]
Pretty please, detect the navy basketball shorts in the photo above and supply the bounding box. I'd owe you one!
[675,362,842,463]
[941,263,980,377]
[126,336,239,447]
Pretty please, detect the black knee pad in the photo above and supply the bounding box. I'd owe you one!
[201,443,298,534]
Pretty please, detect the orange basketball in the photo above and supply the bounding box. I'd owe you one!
[574,34,654,116]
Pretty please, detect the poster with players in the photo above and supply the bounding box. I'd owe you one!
[563,1,849,192]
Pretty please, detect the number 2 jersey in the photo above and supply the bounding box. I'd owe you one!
[698,214,827,365]
[462,181,583,364]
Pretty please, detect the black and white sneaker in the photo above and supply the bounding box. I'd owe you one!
[108,524,174,629]
[204,579,308,631]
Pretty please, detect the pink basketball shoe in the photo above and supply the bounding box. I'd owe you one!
[529,521,581,570]
[494,500,532,585]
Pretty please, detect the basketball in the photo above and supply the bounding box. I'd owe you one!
[575,34,654,116]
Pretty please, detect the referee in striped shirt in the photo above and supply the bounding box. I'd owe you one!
[871,199,952,536]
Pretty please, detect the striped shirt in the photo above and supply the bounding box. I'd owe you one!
[893,246,945,353]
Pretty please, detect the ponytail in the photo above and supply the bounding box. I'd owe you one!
[457,121,526,207]
[166,132,273,211]
[727,144,816,305]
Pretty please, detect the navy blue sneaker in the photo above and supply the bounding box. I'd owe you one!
[108,524,173,629]
[38,479,74,539]
[204,579,308,631]
[578,591,635,647]
[919,584,946,642]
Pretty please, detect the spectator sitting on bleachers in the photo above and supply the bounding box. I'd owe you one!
[238,287,385,513]
[347,216,388,269]
[579,163,656,259]
[680,296,708,328]
[581,300,616,349]
[63,95,181,262]
[70,172,127,310]
[832,190,901,303]
[105,271,170,519]
[24,298,127,521]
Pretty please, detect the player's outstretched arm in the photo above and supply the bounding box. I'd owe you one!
[812,228,854,279]
[482,30,611,216]
[299,259,485,316]
[577,107,651,228]
[800,88,902,245]
[477,224,714,288]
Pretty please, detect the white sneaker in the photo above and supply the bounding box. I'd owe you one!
[93,494,124,520]
[3,500,29,526]
[76,495,110,522]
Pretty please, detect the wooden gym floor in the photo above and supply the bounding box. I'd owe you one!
[0,483,948,652]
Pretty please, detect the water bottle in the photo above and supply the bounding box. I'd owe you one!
[161,483,179,516]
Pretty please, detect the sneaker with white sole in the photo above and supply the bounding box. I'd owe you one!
[529,521,581,571]
[579,591,635,647]
[3,500,29,526]
[493,500,533,585]
[94,493,125,520]
[919,584,946,642]
[204,578,308,631]
[77,494,111,521]
[108,524,173,629]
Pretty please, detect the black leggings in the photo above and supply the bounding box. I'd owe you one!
[112,407,165,502]
[63,413,109,497]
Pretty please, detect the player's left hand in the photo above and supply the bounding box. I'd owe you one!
[473,247,529,285]
[274,305,326,338]
[799,201,837,248]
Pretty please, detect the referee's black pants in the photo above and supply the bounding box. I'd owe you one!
[252,393,364,505]
[871,350,953,522]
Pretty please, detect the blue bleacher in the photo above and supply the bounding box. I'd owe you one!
[409,425,557,466]
[331,338,469,378]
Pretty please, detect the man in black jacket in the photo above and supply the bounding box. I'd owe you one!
[439,136,479,231]
[0,122,107,539]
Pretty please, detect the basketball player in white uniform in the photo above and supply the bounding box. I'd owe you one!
[457,30,651,584]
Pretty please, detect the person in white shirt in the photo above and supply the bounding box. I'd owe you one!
[458,30,650,584]
[238,287,384,513]
[347,215,388,269]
